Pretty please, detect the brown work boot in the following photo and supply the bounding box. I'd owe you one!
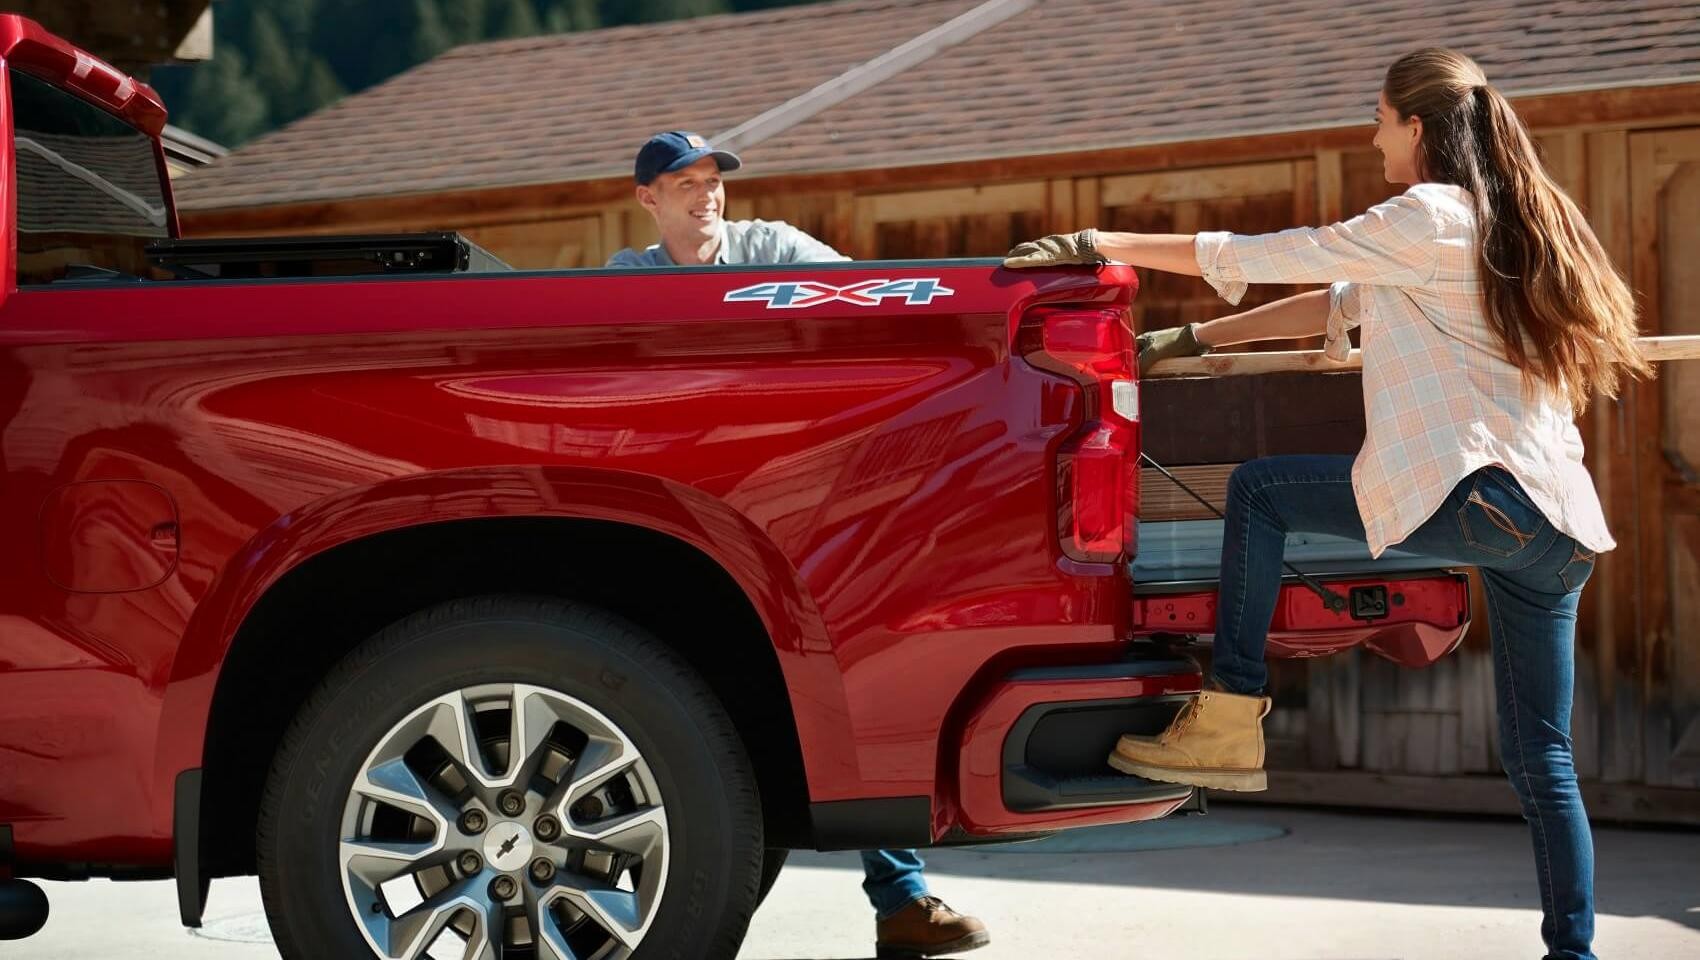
[875,896,990,958]
[1107,689,1272,791]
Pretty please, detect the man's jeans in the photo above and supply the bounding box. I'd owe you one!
[861,849,927,918]
[1214,455,1597,960]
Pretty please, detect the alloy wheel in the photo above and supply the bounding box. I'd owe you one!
[337,683,669,960]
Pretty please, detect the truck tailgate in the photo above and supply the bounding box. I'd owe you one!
[1131,519,1449,585]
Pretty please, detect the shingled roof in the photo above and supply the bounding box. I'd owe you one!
[176,0,1700,211]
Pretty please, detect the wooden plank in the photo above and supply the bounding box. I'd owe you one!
[1046,178,1076,233]
[1316,149,1344,224]
[826,190,856,255]
[1653,128,1700,166]
[1139,464,1232,521]
[1587,128,1638,784]
[1556,130,1587,202]
[1360,658,1397,772]
[1331,649,1362,768]
[1140,372,1365,464]
[1630,131,1670,786]
[1145,336,1700,377]
[1455,591,1500,774]
[1659,146,1700,789]
[1291,158,1317,227]
[1100,161,1294,208]
[851,196,878,260]
[860,182,1046,224]
[1572,652,1602,780]
[1073,176,1101,231]
[599,210,625,266]
[1306,658,1338,769]
[1217,770,1700,826]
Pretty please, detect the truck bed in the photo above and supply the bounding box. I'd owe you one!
[1132,519,1446,587]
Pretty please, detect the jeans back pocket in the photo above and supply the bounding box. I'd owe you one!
[1456,468,1545,558]
[1558,545,1596,592]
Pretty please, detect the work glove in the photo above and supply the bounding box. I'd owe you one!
[1003,229,1106,268]
[1137,323,1210,377]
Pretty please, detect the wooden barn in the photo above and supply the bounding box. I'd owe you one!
[176,0,1700,822]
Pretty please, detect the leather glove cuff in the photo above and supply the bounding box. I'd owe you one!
[1074,228,1107,264]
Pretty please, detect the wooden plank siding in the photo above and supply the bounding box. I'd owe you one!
[177,94,1700,822]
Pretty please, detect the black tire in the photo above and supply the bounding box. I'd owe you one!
[755,848,789,909]
[257,595,763,960]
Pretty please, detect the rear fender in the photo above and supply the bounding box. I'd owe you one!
[153,465,850,835]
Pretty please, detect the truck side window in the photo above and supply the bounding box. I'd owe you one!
[9,68,168,285]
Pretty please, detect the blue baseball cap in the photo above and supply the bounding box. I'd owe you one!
[634,130,742,186]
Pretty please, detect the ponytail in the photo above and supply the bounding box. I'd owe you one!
[1385,49,1649,410]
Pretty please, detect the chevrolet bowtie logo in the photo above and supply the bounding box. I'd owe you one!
[497,834,519,858]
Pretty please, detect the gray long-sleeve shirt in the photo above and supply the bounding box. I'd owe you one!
[606,218,849,267]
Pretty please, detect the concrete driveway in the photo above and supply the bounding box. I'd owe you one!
[10,807,1698,959]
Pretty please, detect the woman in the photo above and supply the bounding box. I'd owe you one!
[1005,48,1648,960]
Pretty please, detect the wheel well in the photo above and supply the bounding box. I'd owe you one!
[199,517,811,877]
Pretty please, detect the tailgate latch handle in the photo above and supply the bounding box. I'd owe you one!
[1348,585,1391,621]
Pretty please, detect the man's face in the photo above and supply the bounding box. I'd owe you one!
[637,157,726,244]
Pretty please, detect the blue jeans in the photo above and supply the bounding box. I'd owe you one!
[861,849,928,918]
[1214,455,1597,960]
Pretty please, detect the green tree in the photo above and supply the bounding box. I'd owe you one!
[255,0,320,48]
[440,0,489,45]
[539,0,600,31]
[293,58,348,122]
[408,0,455,66]
[245,9,294,125]
[599,0,731,27]
[487,0,543,38]
[182,49,269,145]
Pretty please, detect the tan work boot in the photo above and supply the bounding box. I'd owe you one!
[1107,690,1272,791]
[875,896,990,958]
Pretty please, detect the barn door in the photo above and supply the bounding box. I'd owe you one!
[1634,127,1700,788]
[851,182,1050,260]
[461,216,605,269]
[1086,160,1317,334]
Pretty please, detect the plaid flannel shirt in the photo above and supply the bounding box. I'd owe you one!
[1194,183,1614,558]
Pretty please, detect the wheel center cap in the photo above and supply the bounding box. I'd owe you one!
[483,822,534,871]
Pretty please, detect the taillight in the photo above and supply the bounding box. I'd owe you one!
[1022,307,1140,564]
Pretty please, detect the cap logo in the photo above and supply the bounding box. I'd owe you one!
[686,135,706,148]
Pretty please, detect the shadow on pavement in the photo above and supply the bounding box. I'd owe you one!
[781,807,1700,933]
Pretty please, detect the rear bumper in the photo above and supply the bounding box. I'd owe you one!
[951,655,1202,836]
[1133,571,1471,667]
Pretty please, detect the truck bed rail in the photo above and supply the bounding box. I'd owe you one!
[1145,334,1700,378]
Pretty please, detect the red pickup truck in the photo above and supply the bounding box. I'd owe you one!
[0,17,1470,959]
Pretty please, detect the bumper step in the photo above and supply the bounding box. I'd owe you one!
[1005,767,1193,812]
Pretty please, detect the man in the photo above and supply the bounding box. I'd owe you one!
[608,130,990,960]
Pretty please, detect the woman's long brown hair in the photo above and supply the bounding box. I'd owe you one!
[1383,48,1650,410]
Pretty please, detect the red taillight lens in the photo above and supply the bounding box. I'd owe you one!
[1023,307,1140,564]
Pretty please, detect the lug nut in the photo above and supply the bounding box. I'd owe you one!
[529,857,556,885]
[498,791,525,816]
[457,851,482,876]
[459,809,488,835]
[490,875,518,901]
[533,815,561,843]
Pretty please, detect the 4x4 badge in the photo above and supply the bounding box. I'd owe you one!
[724,278,955,309]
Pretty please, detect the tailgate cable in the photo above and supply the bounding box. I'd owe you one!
[1138,452,1349,614]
